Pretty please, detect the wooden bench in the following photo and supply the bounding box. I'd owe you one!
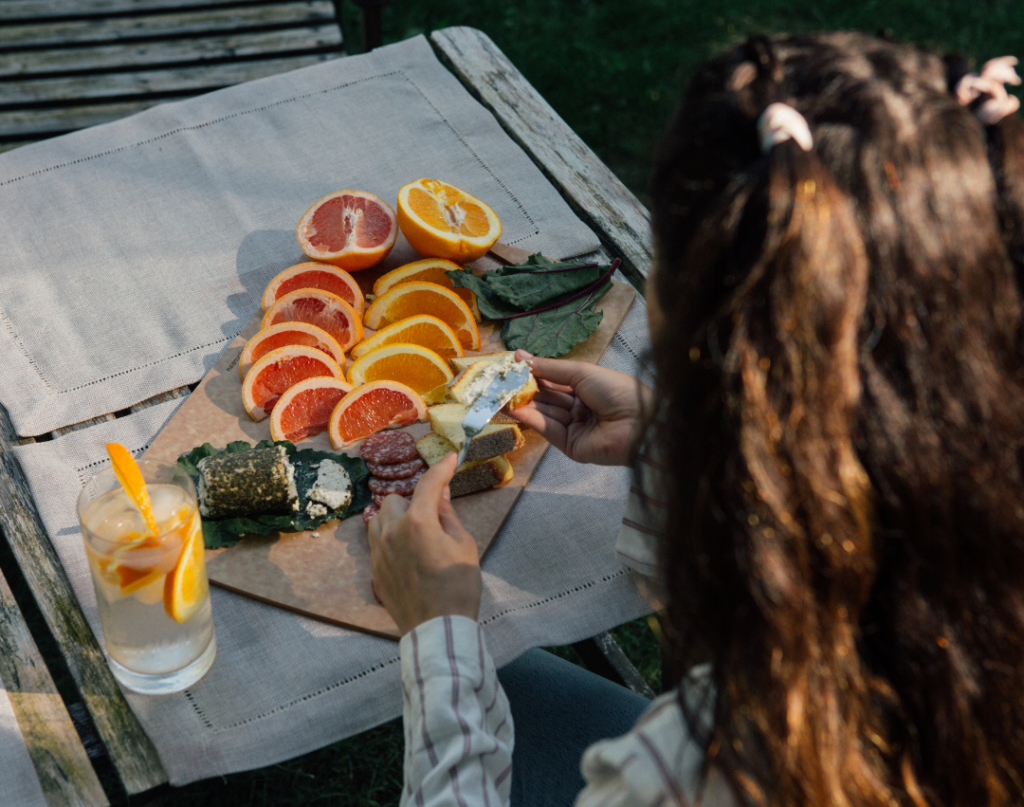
[0,0,346,153]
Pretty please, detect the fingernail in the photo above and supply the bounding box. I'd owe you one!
[516,349,534,360]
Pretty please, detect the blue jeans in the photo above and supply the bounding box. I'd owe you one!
[497,648,651,807]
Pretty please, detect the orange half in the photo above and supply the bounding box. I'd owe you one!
[296,190,398,271]
[397,179,502,263]
[363,281,480,350]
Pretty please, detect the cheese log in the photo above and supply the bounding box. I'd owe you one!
[416,433,514,497]
[196,445,298,518]
[428,403,525,462]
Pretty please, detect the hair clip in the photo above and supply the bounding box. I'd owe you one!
[757,103,813,153]
[956,56,1021,125]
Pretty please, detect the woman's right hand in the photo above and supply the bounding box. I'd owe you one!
[510,350,651,467]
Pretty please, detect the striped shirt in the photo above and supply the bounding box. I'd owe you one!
[400,616,737,807]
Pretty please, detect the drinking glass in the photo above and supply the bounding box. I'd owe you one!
[77,459,216,694]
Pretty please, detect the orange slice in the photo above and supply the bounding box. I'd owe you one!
[350,314,465,360]
[328,381,427,449]
[105,443,159,536]
[262,262,365,316]
[296,190,398,271]
[164,511,207,623]
[270,376,353,443]
[347,343,454,399]
[363,282,480,350]
[262,288,364,354]
[241,345,344,422]
[396,179,502,263]
[373,258,480,322]
[238,322,346,381]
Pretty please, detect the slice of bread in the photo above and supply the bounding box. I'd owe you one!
[447,352,538,411]
[428,403,525,462]
[416,433,514,497]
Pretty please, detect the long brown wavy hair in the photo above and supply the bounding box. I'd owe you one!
[647,32,1024,807]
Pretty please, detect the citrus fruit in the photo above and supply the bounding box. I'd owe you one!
[106,443,160,536]
[164,512,207,623]
[396,179,502,263]
[347,343,454,399]
[328,381,427,449]
[241,344,344,422]
[350,314,465,360]
[261,288,364,353]
[372,258,480,321]
[262,261,365,316]
[296,190,398,271]
[269,376,353,443]
[363,281,480,350]
[238,322,346,381]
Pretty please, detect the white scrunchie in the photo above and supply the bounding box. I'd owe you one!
[956,56,1022,125]
[757,103,814,153]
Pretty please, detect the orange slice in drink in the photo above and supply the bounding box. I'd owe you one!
[328,381,427,449]
[270,376,353,443]
[262,288,364,353]
[105,443,160,536]
[363,282,480,350]
[238,322,346,381]
[164,512,207,623]
[347,343,454,399]
[261,261,365,316]
[396,179,502,263]
[373,258,480,322]
[296,190,398,271]
[350,314,465,360]
[241,345,344,422]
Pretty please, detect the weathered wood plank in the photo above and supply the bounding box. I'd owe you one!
[429,27,652,285]
[0,27,341,78]
[51,415,117,441]
[0,100,167,139]
[0,568,109,806]
[129,386,190,414]
[0,0,292,21]
[3,53,341,105]
[0,140,34,154]
[0,403,167,795]
[1,2,337,48]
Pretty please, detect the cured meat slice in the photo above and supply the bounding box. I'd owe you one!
[368,469,425,497]
[366,457,426,479]
[371,491,413,508]
[360,431,418,463]
[362,502,381,525]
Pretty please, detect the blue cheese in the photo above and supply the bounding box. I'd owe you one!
[307,459,353,512]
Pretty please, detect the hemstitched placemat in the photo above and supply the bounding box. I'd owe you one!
[0,34,600,437]
[11,291,655,785]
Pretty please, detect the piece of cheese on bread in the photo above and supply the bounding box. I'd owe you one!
[428,403,525,462]
[447,352,538,411]
[416,433,514,497]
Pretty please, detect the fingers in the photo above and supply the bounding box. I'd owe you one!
[515,350,594,391]
[438,498,475,545]
[533,387,576,410]
[408,453,458,518]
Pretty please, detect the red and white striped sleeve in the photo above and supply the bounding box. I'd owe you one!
[399,615,514,807]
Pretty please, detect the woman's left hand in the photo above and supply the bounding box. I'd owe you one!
[366,453,482,635]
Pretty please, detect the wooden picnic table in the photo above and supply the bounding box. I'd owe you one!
[0,25,653,803]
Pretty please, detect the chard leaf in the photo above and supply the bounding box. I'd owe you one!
[501,281,612,358]
[487,264,605,309]
[446,270,519,319]
[177,440,371,550]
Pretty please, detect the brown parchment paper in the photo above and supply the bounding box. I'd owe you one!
[142,253,636,639]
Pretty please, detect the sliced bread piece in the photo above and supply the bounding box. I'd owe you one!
[416,433,514,497]
[448,352,538,411]
[428,403,525,462]
[449,351,514,374]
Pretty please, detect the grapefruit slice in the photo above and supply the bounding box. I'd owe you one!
[347,343,454,398]
[350,314,464,360]
[363,281,480,350]
[296,190,398,271]
[262,261,365,316]
[261,288,364,354]
[164,512,207,623]
[328,381,427,449]
[241,344,344,422]
[396,179,502,263]
[238,322,345,381]
[270,376,353,443]
[105,443,160,536]
[372,258,480,322]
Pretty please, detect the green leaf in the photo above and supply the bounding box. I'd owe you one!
[487,263,605,309]
[178,440,371,550]
[501,281,611,357]
[446,270,519,319]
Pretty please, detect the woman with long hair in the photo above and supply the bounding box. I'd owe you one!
[367,31,1024,807]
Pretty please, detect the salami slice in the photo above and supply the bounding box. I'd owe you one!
[360,431,418,463]
[366,457,425,479]
[371,491,413,508]
[368,469,425,497]
[362,502,380,525]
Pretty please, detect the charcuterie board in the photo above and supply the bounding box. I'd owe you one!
[142,246,635,639]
